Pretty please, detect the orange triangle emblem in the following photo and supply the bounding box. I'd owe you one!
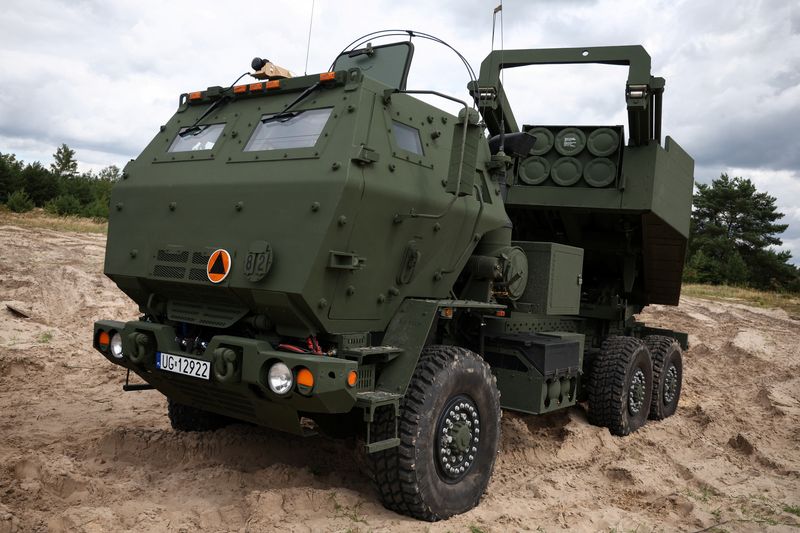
[207,249,232,283]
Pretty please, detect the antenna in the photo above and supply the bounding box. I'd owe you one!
[491,3,505,151]
[303,0,316,75]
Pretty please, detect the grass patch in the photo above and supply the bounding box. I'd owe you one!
[38,331,53,344]
[0,206,107,234]
[683,283,800,317]
[783,505,800,517]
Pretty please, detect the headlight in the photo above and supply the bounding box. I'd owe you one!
[267,362,293,395]
[110,332,124,359]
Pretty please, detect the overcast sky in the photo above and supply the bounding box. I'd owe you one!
[1,0,799,260]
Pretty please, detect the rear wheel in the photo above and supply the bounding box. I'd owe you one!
[370,345,501,521]
[167,398,232,432]
[587,336,653,436]
[644,335,683,420]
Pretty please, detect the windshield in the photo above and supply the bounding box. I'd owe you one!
[244,108,333,151]
[168,124,225,152]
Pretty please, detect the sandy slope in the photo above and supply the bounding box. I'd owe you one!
[0,222,798,533]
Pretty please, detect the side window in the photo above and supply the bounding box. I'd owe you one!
[392,121,423,155]
[244,108,333,152]
[168,124,225,152]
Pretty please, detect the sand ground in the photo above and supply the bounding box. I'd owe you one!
[0,222,798,532]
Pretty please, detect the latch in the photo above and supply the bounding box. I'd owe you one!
[351,145,380,165]
[328,251,367,270]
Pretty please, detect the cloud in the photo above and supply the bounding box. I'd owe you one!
[1,0,797,261]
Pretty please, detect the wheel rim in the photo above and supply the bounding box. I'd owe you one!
[663,363,678,404]
[435,394,480,482]
[628,368,646,415]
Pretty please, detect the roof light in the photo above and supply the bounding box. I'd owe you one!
[233,85,247,94]
[248,82,264,91]
[188,91,202,100]
[266,80,280,90]
[319,72,336,82]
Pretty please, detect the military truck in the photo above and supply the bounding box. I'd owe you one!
[93,31,693,520]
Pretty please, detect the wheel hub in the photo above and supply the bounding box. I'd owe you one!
[436,395,480,481]
[663,364,678,404]
[628,368,646,415]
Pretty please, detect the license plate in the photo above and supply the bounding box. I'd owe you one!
[156,352,210,380]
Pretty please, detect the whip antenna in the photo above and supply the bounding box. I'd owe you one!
[304,0,316,75]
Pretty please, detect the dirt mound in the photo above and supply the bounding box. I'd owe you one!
[1,222,799,532]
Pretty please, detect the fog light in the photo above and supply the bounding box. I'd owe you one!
[268,362,293,395]
[110,332,124,359]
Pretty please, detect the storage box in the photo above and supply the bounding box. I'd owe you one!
[515,241,584,315]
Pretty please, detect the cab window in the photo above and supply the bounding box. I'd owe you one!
[392,121,423,155]
[244,108,333,152]
[168,124,225,152]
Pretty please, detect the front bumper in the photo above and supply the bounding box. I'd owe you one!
[94,320,359,435]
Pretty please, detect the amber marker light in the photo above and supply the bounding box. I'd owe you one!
[319,72,336,81]
[248,82,264,91]
[296,368,314,389]
[97,331,110,351]
[266,80,280,90]
[346,370,358,388]
[233,85,247,94]
[495,310,507,317]
[188,91,202,100]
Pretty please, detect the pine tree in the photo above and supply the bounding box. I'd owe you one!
[688,173,798,290]
[51,144,78,178]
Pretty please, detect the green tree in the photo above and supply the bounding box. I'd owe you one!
[21,162,59,206]
[51,143,78,177]
[97,165,121,181]
[0,152,24,202]
[6,189,34,213]
[688,173,798,290]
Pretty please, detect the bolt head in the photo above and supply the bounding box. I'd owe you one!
[465,461,470,468]
[475,428,480,434]
[455,405,460,412]
[472,446,477,453]
[469,455,474,461]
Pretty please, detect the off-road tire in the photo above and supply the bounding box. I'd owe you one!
[370,345,501,521]
[167,398,232,432]
[644,335,683,420]
[587,336,653,436]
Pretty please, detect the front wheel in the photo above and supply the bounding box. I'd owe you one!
[370,345,501,521]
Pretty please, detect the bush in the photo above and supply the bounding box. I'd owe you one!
[6,189,34,212]
[82,197,110,219]
[44,194,82,216]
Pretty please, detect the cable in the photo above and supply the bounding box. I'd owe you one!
[329,29,479,94]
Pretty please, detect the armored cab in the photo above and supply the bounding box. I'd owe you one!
[93,33,693,522]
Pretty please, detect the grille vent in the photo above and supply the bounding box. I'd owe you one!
[153,265,186,279]
[357,364,375,391]
[152,247,218,283]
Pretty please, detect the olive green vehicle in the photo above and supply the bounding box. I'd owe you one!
[93,31,693,520]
